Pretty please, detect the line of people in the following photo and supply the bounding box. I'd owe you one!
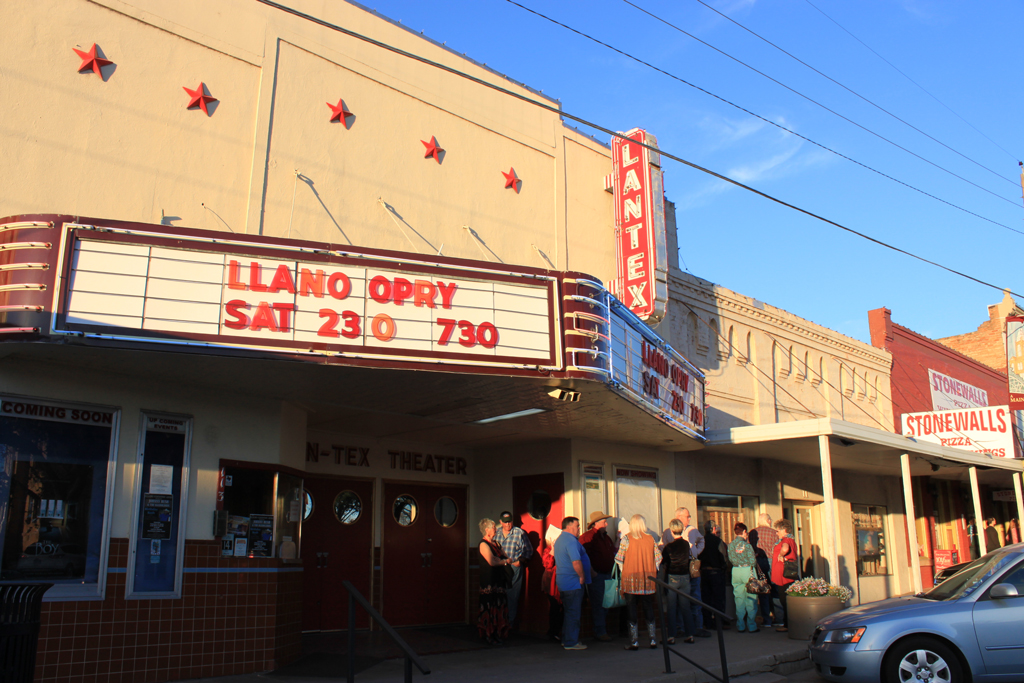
[476,508,799,649]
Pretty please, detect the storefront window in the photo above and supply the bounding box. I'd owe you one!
[128,413,192,598]
[580,462,606,525]
[219,463,302,559]
[615,467,660,533]
[852,504,888,576]
[696,493,759,541]
[0,396,119,600]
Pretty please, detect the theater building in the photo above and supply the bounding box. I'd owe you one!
[0,1,709,681]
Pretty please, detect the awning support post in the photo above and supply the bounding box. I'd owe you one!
[900,453,923,595]
[969,466,987,557]
[1014,472,1024,536]
[818,435,839,585]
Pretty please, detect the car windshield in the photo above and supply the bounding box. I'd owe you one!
[923,551,1017,600]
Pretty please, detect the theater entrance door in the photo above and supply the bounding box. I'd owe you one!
[300,475,374,631]
[381,481,468,626]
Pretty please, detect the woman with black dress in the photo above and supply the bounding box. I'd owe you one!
[477,518,512,644]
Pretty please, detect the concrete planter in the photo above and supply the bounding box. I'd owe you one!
[787,595,844,640]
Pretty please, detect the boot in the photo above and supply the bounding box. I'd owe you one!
[647,620,658,649]
[624,622,639,650]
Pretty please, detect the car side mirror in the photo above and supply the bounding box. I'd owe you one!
[990,583,1019,599]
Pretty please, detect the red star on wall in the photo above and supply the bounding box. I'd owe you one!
[327,98,353,123]
[421,136,443,163]
[502,167,519,191]
[73,44,112,79]
[183,83,217,116]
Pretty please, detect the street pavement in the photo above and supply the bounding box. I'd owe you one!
[172,628,822,683]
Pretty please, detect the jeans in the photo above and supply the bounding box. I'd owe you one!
[587,572,611,636]
[561,588,584,647]
[689,574,703,629]
[773,583,789,629]
[507,564,523,625]
[666,574,695,637]
[731,566,757,632]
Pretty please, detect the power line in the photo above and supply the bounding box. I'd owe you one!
[689,0,1016,188]
[803,0,1021,166]
[509,0,1024,236]
[252,0,1024,301]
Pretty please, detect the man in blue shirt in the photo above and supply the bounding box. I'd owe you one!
[553,516,587,650]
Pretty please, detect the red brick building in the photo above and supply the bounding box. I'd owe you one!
[869,307,1018,586]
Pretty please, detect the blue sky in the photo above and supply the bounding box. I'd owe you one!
[357,0,1024,345]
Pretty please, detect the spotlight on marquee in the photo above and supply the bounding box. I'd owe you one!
[548,388,581,402]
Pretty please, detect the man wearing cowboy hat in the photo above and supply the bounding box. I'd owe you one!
[579,511,617,641]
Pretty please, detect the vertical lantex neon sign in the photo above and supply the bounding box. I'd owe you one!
[611,128,667,323]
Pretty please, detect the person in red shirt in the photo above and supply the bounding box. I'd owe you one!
[770,519,798,633]
[579,511,616,641]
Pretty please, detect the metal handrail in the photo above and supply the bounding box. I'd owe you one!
[648,571,732,683]
[343,580,430,683]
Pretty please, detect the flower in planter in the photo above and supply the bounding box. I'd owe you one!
[786,577,853,603]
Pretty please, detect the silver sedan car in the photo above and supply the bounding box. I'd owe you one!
[808,544,1024,683]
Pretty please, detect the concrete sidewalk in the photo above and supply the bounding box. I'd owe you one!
[172,629,820,683]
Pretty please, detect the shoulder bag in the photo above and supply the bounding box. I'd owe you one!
[746,564,770,595]
[777,539,799,580]
[603,564,627,609]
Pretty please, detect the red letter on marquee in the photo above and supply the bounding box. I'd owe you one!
[437,281,458,309]
[299,268,325,298]
[392,277,414,306]
[249,302,279,332]
[414,280,437,308]
[327,272,351,300]
[224,300,249,329]
[369,275,392,303]
[227,261,247,290]
[268,265,296,294]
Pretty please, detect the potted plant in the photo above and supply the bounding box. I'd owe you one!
[785,578,853,640]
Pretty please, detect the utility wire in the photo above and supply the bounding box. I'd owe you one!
[252,0,1024,302]
[510,0,1024,235]
[803,0,1021,166]
[689,0,1016,187]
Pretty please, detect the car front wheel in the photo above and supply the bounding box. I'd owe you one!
[884,637,963,683]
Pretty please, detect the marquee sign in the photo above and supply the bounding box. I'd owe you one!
[902,405,1015,458]
[608,297,705,439]
[610,129,668,323]
[42,222,561,370]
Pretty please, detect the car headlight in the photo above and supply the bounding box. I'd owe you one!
[825,627,866,644]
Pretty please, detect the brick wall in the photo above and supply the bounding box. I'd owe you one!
[934,293,1022,374]
[34,539,302,683]
[867,307,1009,427]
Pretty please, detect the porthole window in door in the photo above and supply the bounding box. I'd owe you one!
[527,489,551,520]
[303,490,314,520]
[334,490,362,525]
[393,495,418,526]
[434,496,458,527]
